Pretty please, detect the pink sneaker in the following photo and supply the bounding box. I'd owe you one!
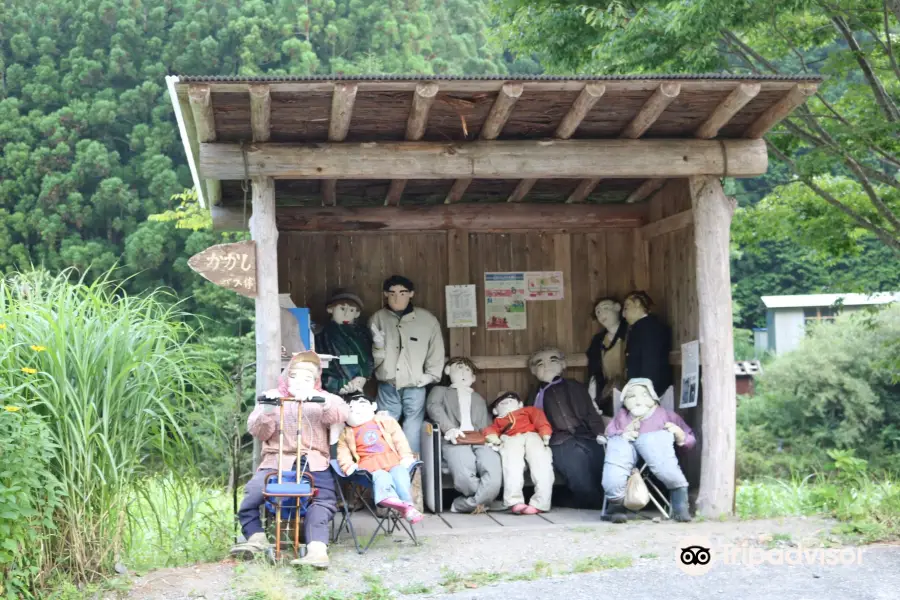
[404,507,424,524]
[521,505,540,515]
[378,497,408,512]
[510,503,529,514]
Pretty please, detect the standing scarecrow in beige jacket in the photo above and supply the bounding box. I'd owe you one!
[369,275,445,455]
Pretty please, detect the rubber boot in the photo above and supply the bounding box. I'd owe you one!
[671,486,691,522]
[604,500,628,524]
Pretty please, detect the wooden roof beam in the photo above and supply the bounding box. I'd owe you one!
[744,83,817,139]
[249,84,271,142]
[386,82,440,206]
[199,139,768,180]
[213,202,648,232]
[446,82,524,203]
[626,179,666,204]
[509,83,606,203]
[694,83,760,139]
[188,84,216,143]
[620,82,681,139]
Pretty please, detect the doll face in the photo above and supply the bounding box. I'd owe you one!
[529,349,564,383]
[384,285,414,312]
[624,385,656,417]
[328,302,360,325]
[594,300,621,329]
[287,362,318,397]
[493,396,522,418]
[346,397,377,427]
[622,296,649,325]
[446,362,476,388]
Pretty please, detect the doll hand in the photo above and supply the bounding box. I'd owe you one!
[370,325,385,349]
[444,428,464,444]
[376,410,391,419]
[664,422,686,445]
[415,374,434,388]
[543,435,551,447]
[400,456,416,470]
[261,389,281,412]
[595,434,607,446]
[350,376,367,392]
[588,377,597,401]
[338,382,353,395]
[344,463,358,476]
[485,434,501,446]
[623,430,639,442]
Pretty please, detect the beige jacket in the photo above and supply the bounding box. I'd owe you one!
[369,307,445,389]
[336,414,414,474]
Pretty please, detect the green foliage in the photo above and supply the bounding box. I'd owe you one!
[737,305,900,480]
[0,269,232,586]
[492,0,900,256]
[0,405,63,599]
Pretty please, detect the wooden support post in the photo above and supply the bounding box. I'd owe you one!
[188,84,216,143]
[694,83,760,139]
[322,180,336,207]
[387,83,439,206]
[447,230,471,357]
[743,83,817,139]
[689,175,737,518]
[249,84,271,143]
[620,82,681,139]
[250,176,281,469]
[446,82,523,203]
[566,177,602,203]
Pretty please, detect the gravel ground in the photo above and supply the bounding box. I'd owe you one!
[128,516,844,599]
[430,544,900,600]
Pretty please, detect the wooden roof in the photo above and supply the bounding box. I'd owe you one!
[167,74,820,221]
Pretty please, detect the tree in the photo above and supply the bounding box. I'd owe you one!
[492,0,900,256]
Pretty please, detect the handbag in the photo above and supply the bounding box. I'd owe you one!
[455,431,486,445]
[624,468,650,511]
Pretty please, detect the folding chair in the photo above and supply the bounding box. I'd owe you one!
[330,459,423,553]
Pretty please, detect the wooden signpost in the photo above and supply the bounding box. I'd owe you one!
[187,240,258,298]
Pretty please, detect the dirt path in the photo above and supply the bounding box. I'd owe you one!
[127,516,840,599]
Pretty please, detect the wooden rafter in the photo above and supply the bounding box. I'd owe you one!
[321,83,359,206]
[188,84,216,143]
[200,139,767,180]
[566,178,603,203]
[744,83,817,139]
[625,178,666,204]
[694,83,760,139]
[640,208,694,238]
[445,82,523,204]
[249,84,271,142]
[386,82,440,206]
[620,82,681,139]
[508,83,606,203]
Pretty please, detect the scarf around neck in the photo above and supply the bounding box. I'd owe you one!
[534,376,563,410]
[316,320,374,394]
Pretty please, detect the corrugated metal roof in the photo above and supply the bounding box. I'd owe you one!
[175,73,823,83]
[761,292,900,309]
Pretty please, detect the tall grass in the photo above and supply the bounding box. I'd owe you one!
[0,269,231,587]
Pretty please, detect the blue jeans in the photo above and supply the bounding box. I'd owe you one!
[376,383,426,454]
[371,465,413,505]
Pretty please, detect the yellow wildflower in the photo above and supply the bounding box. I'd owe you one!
[30,345,47,352]
[21,367,37,375]
[3,406,21,412]
[0,324,6,329]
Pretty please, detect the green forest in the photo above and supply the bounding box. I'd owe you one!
[1,0,900,598]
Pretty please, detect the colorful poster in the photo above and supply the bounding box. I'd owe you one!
[484,272,527,330]
[525,271,565,300]
[445,285,477,328]
[679,340,700,409]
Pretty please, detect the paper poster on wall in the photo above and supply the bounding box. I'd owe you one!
[445,285,478,328]
[484,272,527,330]
[525,271,564,300]
[679,340,700,409]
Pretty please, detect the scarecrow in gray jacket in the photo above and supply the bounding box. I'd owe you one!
[425,357,502,513]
